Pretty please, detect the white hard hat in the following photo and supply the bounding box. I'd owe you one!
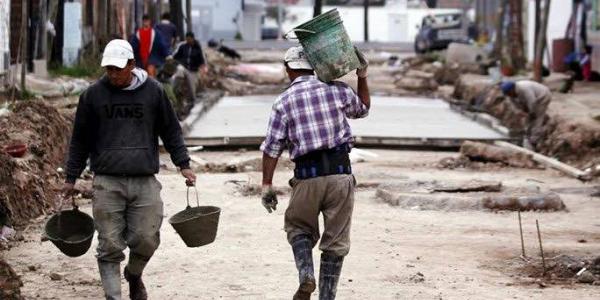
[101,39,134,68]
[284,46,313,70]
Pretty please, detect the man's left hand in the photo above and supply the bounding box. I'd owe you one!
[355,46,369,78]
[181,168,196,186]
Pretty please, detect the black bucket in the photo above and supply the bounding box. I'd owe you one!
[169,186,220,247]
[44,204,94,258]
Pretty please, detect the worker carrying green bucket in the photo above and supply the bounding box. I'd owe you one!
[262,9,370,300]
[286,9,365,82]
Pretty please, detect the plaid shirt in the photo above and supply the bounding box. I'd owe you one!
[261,75,369,160]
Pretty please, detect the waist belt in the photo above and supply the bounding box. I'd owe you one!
[293,144,352,180]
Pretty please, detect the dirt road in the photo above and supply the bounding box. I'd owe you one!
[5,150,600,299]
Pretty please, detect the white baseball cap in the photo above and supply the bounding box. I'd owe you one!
[284,46,313,70]
[101,39,134,68]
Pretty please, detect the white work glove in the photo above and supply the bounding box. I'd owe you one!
[261,185,278,213]
[355,46,369,78]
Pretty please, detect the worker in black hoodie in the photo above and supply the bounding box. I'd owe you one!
[172,32,208,99]
[62,39,196,300]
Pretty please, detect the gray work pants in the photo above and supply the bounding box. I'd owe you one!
[92,175,164,275]
[528,95,551,148]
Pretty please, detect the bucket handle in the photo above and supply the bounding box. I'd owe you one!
[186,186,200,209]
[56,194,78,214]
[284,28,316,40]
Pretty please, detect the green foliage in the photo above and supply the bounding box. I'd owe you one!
[49,54,103,78]
[18,89,36,100]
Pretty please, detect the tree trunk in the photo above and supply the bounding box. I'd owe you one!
[20,0,28,96]
[534,0,551,82]
[491,0,507,60]
[313,0,322,18]
[185,0,192,33]
[509,0,526,70]
[364,0,369,42]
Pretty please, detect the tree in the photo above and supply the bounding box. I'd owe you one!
[534,0,551,82]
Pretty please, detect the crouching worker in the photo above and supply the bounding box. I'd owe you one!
[501,80,552,150]
[62,39,196,300]
[260,46,370,300]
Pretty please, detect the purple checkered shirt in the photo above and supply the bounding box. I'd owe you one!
[260,75,369,160]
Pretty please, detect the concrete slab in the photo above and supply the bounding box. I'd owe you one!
[184,95,509,147]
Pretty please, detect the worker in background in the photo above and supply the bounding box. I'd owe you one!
[154,12,178,50]
[172,32,208,100]
[501,80,552,150]
[260,46,370,300]
[130,15,170,77]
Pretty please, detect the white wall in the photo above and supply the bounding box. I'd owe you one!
[527,0,572,63]
[282,4,460,42]
[192,0,241,40]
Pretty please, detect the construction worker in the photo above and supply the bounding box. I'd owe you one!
[62,39,195,300]
[260,46,370,300]
[172,32,208,99]
[501,80,552,149]
[154,12,179,50]
[130,15,170,77]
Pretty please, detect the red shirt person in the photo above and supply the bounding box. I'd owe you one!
[130,15,170,77]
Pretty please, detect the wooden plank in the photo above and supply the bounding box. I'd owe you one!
[494,141,588,180]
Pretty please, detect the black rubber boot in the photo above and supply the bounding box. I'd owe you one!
[291,235,316,300]
[318,253,344,300]
[123,266,148,300]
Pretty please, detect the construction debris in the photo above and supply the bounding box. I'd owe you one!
[17,75,90,98]
[494,141,590,180]
[0,258,24,300]
[519,255,600,285]
[482,193,566,211]
[460,141,538,168]
[431,180,502,193]
[376,179,563,212]
[0,100,70,225]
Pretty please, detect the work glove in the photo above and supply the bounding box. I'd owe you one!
[261,185,278,213]
[355,46,369,78]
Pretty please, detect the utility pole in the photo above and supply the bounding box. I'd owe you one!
[364,0,369,42]
[313,0,322,17]
[185,0,191,33]
[20,0,28,96]
[277,0,283,40]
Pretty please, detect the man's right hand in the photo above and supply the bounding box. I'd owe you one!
[261,185,278,213]
[61,182,76,198]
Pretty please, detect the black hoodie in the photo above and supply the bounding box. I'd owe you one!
[65,75,190,183]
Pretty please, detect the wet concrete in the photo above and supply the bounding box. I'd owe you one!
[184,95,508,147]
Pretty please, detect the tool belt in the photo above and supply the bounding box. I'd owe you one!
[293,144,351,180]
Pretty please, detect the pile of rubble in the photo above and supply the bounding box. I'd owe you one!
[0,100,70,226]
[520,255,600,285]
[375,178,566,212]
[202,48,287,96]
[0,258,23,300]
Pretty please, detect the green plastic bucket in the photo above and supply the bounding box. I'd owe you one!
[291,9,360,82]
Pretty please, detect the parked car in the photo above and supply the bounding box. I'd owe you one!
[414,12,468,53]
[261,26,279,40]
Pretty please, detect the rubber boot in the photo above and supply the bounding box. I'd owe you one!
[291,235,316,300]
[124,266,148,300]
[98,262,122,300]
[318,253,344,300]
